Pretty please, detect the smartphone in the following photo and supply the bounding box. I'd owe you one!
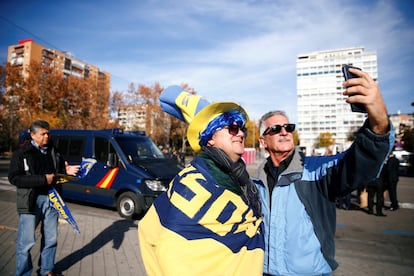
[342,64,367,113]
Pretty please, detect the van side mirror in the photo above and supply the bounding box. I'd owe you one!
[108,153,119,167]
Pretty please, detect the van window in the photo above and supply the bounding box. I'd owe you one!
[116,136,164,161]
[54,136,85,163]
[94,137,115,163]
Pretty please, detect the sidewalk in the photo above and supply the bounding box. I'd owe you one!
[1,172,414,275]
[0,191,146,276]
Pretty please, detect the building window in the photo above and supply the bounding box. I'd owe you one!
[64,58,71,70]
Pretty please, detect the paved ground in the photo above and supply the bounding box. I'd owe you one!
[0,159,413,275]
[0,190,146,276]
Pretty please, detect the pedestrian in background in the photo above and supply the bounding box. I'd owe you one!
[8,120,79,276]
[366,172,387,216]
[138,86,264,275]
[337,193,352,210]
[384,152,400,211]
[254,67,394,275]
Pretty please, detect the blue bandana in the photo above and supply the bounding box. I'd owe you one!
[199,111,247,146]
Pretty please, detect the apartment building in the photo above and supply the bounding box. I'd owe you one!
[296,47,377,155]
[118,103,171,147]
[118,104,148,131]
[7,38,110,103]
[7,39,111,83]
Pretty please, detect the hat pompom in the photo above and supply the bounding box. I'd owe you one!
[159,85,209,123]
[159,85,248,153]
[159,86,187,121]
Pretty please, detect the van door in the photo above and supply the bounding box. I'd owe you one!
[52,135,88,201]
[82,136,119,206]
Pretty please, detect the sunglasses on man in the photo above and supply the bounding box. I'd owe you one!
[223,124,247,136]
[262,124,296,136]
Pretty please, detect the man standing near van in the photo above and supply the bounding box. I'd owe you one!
[8,120,79,276]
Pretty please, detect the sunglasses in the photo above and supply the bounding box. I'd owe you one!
[262,123,295,136]
[223,124,247,136]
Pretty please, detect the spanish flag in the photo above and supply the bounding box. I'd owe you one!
[138,164,264,276]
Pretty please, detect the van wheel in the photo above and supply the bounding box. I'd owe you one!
[116,192,141,219]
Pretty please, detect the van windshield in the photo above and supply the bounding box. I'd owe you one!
[116,136,165,161]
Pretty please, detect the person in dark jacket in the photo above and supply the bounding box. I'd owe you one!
[8,120,79,276]
[384,152,400,211]
[366,172,387,216]
[255,67,394,275]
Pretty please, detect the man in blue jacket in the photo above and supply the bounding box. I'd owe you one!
[255,67,394,275]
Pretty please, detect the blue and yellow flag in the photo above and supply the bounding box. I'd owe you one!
[48,187,80,233]
[138,164,264,276]
[47,158,97,233]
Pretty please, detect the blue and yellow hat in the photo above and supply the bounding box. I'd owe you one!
[159,85,248,153]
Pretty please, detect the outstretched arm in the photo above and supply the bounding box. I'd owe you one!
[343,67,389,134]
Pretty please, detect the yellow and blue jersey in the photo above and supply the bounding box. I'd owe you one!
[138,157,264,276]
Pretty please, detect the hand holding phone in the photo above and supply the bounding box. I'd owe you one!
[342,64,367,113]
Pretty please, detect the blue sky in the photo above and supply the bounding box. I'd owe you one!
[1,0,413,122]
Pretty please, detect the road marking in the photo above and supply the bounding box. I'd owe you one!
[399,202,414,209]
[383,229,414,236]
[0,177,15,191]
[384,200,414,210]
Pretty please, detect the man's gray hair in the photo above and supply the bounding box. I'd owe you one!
[258,110,289,136]
[29,120,50,133]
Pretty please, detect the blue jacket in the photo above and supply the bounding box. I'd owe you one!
[254,120,394,275]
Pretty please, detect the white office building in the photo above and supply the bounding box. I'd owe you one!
[296,47,378,155]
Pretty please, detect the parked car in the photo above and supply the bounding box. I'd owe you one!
[393,150,414,176]
[20,128,183,218]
